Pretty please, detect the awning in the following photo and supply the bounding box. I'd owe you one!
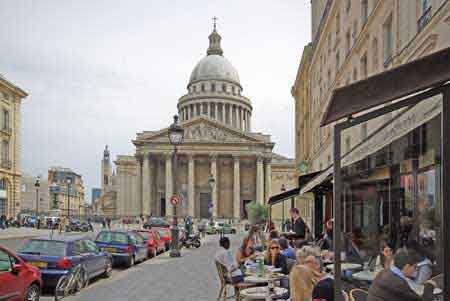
[321,47,450,126]
[301,94,442,194]
[268,171,322,206]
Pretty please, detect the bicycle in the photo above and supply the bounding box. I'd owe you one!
[54,264,88,301]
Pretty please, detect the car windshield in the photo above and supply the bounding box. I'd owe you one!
[96,232,129,244]
[20,240,66,256]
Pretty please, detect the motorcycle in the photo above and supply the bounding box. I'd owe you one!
[180,231,201,249]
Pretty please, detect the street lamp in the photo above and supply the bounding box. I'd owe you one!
[168,115,184,258]
[34,176,40,217]
[66,178,72,218]
[281,184,286,231]
[208,174,218,234]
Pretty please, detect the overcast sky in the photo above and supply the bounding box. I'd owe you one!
[0,0,311,202]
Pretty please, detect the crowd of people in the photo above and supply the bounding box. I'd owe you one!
[215,207,441,301]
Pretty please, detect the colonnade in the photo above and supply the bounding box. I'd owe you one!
[179,102,251,131]
[137,152,272,219]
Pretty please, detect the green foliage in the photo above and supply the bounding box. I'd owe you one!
[246,201,269,225]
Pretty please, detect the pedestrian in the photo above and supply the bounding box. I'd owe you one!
[59,215,66,234]
[102,217,106,229]
[87,217,94,232]
[0,214,6,230]
[106,217,111,229]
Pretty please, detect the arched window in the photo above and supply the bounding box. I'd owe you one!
[193,85,197,93]
[232,86,236,95]
[222,84,227,93]
[201,84,205,92]
[211,83,215,92]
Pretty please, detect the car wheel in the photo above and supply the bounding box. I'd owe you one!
[102,259,113,278]
[24,283,40,301]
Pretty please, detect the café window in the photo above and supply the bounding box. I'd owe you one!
[339,94,443,295]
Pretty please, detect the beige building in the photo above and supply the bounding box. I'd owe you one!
[295,0,450,175]
[103,25,296,220]
[21,174,50,214]
[48,167,86,217]
[0,75,27,218]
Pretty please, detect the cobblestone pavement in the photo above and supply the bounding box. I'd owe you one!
[66,233,243,301]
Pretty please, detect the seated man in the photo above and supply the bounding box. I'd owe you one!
[279,237,296,260]
[368,249,422,301]
[215,236,244,284]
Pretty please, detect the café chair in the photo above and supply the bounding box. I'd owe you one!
[349,288,368,301]
[431,274,443,289]
[215,261,254,301]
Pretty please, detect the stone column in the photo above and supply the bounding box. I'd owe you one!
[264,157,272,202]
[221,103,226,123]
[136,155,143,216]
[165,153,173,217]
[228,104,233,126]
[187,106,191,120]
[248,111,251,131]
[211,154,218,218]
[142,154,152,215]
[214,103,218,120]
[256,155,264,204]
[207,102,211,117]
[194,103,198,117]
[233,155,241,220]
[239,107,243,130]
[188,154,195,217]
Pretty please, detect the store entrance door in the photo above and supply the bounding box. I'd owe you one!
[199,193,211,219]
[160,198,166,217]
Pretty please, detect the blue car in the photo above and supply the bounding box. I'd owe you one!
[18,235,113,287]
[95,230,148,268]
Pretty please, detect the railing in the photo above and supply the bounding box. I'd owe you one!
[1,159,12,169]
[418,6,432,32]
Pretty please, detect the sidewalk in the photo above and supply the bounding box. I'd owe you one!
[0,227,53,240]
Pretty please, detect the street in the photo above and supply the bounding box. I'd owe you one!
[1,230,242,301]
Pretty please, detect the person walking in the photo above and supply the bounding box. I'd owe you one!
[0,214,6,230]
[106,217,111,229]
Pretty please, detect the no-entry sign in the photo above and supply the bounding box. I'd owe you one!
[170,195,181,206]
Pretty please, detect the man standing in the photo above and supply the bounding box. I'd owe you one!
[290,208,308,245]
[368,250,424,301]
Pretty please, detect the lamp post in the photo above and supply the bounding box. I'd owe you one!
[168,115,184,258]
[281,184,286,231]
[66,178,72,218]
[34,176,40,217]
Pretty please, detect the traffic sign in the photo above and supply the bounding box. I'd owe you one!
[170,195,181,206]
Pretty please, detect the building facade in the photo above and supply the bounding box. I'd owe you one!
[48,167,86,217]
[0,75,27,218]
[104,25,296,220]
[295,0,450,174]
[21,174,50,214]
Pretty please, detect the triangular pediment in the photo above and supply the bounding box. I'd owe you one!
[137,116,267,144]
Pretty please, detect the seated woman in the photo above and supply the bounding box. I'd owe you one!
[290,254,324,301]
[374,241,394,273]
[264,240,288,275]
[236,235,257,266]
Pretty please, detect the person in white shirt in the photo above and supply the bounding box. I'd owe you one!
[215,237,244,284]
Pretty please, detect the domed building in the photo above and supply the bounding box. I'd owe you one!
[106,25,296,220]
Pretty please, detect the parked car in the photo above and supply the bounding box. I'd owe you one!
[143,217,170,229]
[17,235,112,288]
[95,230,148,268]
[133,229,166,257]
[0,244,42,301]
[220,223,237,234]
[206,222,237,234]
[153,227,172,251]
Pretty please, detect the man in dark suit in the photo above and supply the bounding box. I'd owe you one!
[289,208,309,247]
[368,250,423,301]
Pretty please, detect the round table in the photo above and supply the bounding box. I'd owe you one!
[327,263,362,272]
[240,287,288,301]
[352,270,376,282]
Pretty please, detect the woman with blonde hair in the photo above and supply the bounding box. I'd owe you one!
[264,240,288,275]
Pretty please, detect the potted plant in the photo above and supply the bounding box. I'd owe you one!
[245,201,269,225]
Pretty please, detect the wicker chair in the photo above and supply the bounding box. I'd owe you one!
[215,261,254,301]
[431,273,443,289]
[349,288,368,301]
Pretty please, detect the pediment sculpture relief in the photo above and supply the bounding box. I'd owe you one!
[184,123,248,142]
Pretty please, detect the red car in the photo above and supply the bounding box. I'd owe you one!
[134,229,166,257]
[153,227,172,251]
[0,245,42,301]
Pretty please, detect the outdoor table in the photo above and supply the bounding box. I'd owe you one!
[326,263,362,272]
[352,270,376,282]
[240,287,288,301]
[244,272,285,301]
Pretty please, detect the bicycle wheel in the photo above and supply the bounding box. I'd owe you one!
[54,275,70,301]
